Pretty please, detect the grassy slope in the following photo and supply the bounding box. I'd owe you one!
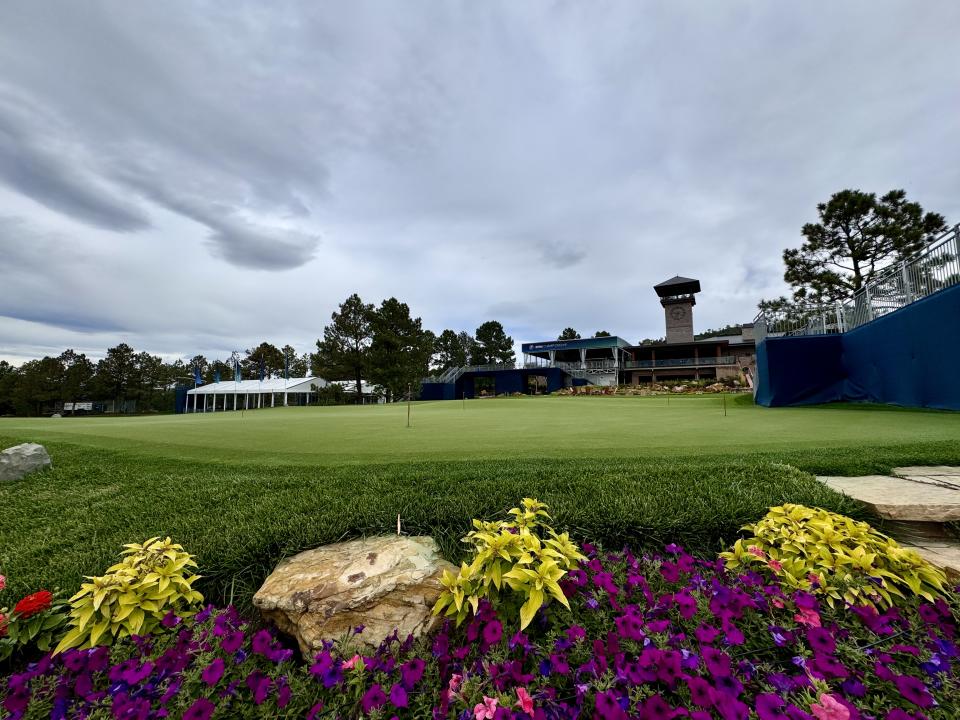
[1,395,958,611]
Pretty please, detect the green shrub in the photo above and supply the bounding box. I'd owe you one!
[721,503,948,608]
[432,498,585,629]
[54,537,203,653]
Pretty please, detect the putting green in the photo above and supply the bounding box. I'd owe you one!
[1,395,957,466]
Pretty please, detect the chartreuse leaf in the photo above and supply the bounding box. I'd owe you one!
[53,537,204,654]
[431,499,582,630]
[723,503,948,610]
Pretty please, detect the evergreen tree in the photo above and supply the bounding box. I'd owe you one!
[433,329,474,371]
[558,328,580,340]
[95,343,137,410]
[764,189,947,308]
[593,330,611,337]
[312,293,375,401]
[474,321,515,365]
[244,342,284,379]
[368,298,435,402]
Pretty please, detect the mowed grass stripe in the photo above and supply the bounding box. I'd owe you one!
[1,394,958,466]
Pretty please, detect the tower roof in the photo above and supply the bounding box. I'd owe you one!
[654,275,701,297]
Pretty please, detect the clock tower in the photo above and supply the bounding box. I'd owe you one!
[654,276,701,344]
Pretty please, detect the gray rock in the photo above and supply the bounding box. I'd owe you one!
[0,443,52,482]
[253,535,456,655]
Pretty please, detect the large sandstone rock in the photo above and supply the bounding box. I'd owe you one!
[0,443,52,482]
[253,536,456,656]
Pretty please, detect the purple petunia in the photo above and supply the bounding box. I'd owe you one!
[201,658,225,687]
[482,619,503,646]
[182,698,215,720]
[756,694,789,720]
[361,683,387,713]
[389,683,408,708]
[893,674,934,708]
[400,657,425,689]
[219,630,244,654]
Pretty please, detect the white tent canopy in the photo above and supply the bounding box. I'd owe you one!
[187,377,324,395]
[185,376,326,412]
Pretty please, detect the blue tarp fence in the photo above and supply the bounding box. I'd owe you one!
[755,283,960,410]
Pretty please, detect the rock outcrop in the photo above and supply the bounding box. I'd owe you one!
[0,443,52,482]
[253,535,456,655]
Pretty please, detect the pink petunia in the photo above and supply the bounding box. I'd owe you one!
[473,696,499,720]
[342,654,361,670]
[810,694,850,720]
[516,687,534,716]
[795,606,822,628]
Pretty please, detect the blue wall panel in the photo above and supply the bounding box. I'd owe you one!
[755,284,960,410]
[753,335,844,406]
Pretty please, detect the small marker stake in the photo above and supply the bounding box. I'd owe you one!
[723,395,727,417]
[397,514,402,535]
[407,383,412,428]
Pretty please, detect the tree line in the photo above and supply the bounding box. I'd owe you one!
[0,297,522,414]
[0,341,318,416]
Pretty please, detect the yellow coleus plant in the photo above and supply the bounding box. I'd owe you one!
[720,504,947,609]
[55,537,203,653]
[433,499,585,630]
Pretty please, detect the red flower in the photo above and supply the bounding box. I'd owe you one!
[14,590,53,618]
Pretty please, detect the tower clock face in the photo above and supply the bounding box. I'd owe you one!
[669,305,687,321]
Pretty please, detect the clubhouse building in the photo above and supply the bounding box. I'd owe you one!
[422,276,757,399]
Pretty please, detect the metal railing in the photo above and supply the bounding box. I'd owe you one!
[755,223,960,340]
[624,356,736,369]
[423,363,516,384]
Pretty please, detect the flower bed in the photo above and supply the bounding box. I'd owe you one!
[4,542,958,719]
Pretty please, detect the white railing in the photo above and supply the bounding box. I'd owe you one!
[755,223,960,340]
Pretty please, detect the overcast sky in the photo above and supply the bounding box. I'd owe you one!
[2,1,958,365]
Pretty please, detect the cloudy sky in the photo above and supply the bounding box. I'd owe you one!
[2,1,958,365]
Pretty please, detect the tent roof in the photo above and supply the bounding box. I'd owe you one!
[187,377,324,394]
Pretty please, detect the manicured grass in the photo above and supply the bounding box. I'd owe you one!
[1,394,959,467]
[1,395,958,613]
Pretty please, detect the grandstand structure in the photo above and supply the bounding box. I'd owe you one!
[421,277,757,400]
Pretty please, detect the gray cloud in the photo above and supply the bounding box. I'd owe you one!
[0,90,150,232]
[0,1,958,364]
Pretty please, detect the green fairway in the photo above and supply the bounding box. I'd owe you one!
[1,394,958,466]
[2,395,958,612]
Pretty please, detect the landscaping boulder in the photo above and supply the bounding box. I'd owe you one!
[0,443,52,482]
[253,535,456,655]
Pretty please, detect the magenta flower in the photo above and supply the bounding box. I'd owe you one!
[245,670,271,705]
[389,683,408,708]
[594,691,627,720]
[893,674,933,708]
[756,694,789,720]
[183,697,215,720]
[400,657,425,689]
[201,658,225,686]
[687,677,714,708]
[361,683,387,713]
[807,627,836,656]
[482,619,503,646]
[219,629,244,653]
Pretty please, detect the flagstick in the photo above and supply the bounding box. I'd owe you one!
[407,383,412,428]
